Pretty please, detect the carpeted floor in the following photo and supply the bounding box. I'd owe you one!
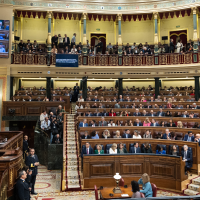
[32,165,186,200]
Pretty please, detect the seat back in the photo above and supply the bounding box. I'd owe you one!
[119,178,124,186]
[187,122,195,128]
[151,183,157,197]
[175,132,183,140]
[140,192,145,198]
[94,185,98,200]
[105,144,112,154]
[156,144,166,151]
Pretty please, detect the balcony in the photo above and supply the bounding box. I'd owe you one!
[11,52,200,66]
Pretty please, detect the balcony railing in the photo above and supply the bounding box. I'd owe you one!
[11,52,200,66]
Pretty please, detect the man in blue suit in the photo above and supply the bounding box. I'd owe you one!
[85,111,93,117]
[133,118,142,126]
[81,142,93,158]
[162,129,171,139]
[183,131,194,142]
[149,110,156,117]
[157,108,165,117]
[122,129,132,138]
[150,119,159,126]
[133,109,141,116]
[181,111,189,118]
[118,95,124,102]
[79,119,88,128]
[129,143,141,153]
[181,145,193,175]
[92,96,99,102]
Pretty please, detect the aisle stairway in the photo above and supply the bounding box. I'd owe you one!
[183,176,200,195]
[65,111,81,190]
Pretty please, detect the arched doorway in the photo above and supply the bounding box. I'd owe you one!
[169,30,187,51]
[91,34,106,54]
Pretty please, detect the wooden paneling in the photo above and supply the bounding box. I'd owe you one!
[83,154,187,190]
[3,101,70,116]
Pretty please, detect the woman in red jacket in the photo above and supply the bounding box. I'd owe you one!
[109,109,116,116]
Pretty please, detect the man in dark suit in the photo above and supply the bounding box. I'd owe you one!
[133,119,142,126]
[92,96,99,102]
[162,129,171,139]
[81,131,91,139]
[133,109,141,116]
[126,47,132,55]
[129,143,141,153]
[52,134,63,144]
[95,39,103,54]
[183,131,194,142]
[89,120,97,127]
[85,111,93,117]
[181,145,193,175]
[81,142,93,158]
[181,111,189,118]
[16,170,31,200]
[99,117,107,126]
[170,38,175,53]
[27,96,35,102]
[150,119,159,126]
[118,95,124,102]
[73,83,79,101]
[25,148,39,195]
[93,109,102,117]
[23,135,29,158]
[145,103,152,108]
[51,35,58,48]
[157,108,165,117]
[63,34,70,48]
[122,129,132,138]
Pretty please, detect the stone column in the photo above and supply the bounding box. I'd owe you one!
[12,10,15,54]
[46,77,51,101]
[117,14,122,56]
[47,11,52,65]
[154,77,160,99]
[192,7,198,52]
[194,76,199,101]
[153,12,159,54]
[118,78,123,98]
[82,77,87,100]
[82,13,88,65]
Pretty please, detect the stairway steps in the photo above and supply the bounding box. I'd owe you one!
[184,189,199,195]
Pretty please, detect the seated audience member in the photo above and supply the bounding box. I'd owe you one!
[138,173,153,197]
[183,131,194,142]
[99,117,108,126]
[142,110,148,116]
[81,142,93,157]
[162,129,171,140]
[143,117,151,126]
[122,129,132,138]
[130,142,141,153]
[170,145,179,156]
[167,119,176,127]
[143,130,152,139]
[79,119,88,128]
[92,96,99,102]
[181,111,189,118]
[193,122,199,128]
[102,129,110,139]
[75,102,83,112]
[109,109,116,116]
[40,110,48,122]
[71,45,77,54]
[85,111,93,117]
[133,109,141,116]
[114,101,121,108]
[194,134,200,146]
[170,132,177,140]
[182,145,193,175]
[115,120,121,127]
[117,143,128,154]
[52,134,63,144]
[156,132,163,139]
[134,119,142,126]
[78,96,84,102]
[113,130,121,138]
[89,120,97,127]
[108,119,115,127]
[156,145,166,154]
[81,131,91,139]
[160,121,165,127]
[143,143,152,153]
[51,45,57,54]
[177,121,183,128]
[91,131,99,139]
[150,119,159,127]
[94,144,104,154]
[109,143,117,154]
[157,108,165,117]
[149,110,156,117]
[124,110,129,116]
[132,130,141,139]
[131,180,143,198]
[41,117,51,130]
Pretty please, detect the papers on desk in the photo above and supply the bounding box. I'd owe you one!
[121,194,129,197]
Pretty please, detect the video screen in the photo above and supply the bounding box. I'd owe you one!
[0,20,9,58]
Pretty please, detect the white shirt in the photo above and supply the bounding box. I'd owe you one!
[41,120,51,129]
[71,48,77,54]
[40,113,48,122]
[109,148,117,154]
[108,123,115,127]
[78,98,84,102]
[132,135,142,139]
[72,35,76,43]
[58,37,63,43]
[75,105,83,112]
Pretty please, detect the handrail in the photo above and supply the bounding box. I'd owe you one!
[0,169,8,200]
